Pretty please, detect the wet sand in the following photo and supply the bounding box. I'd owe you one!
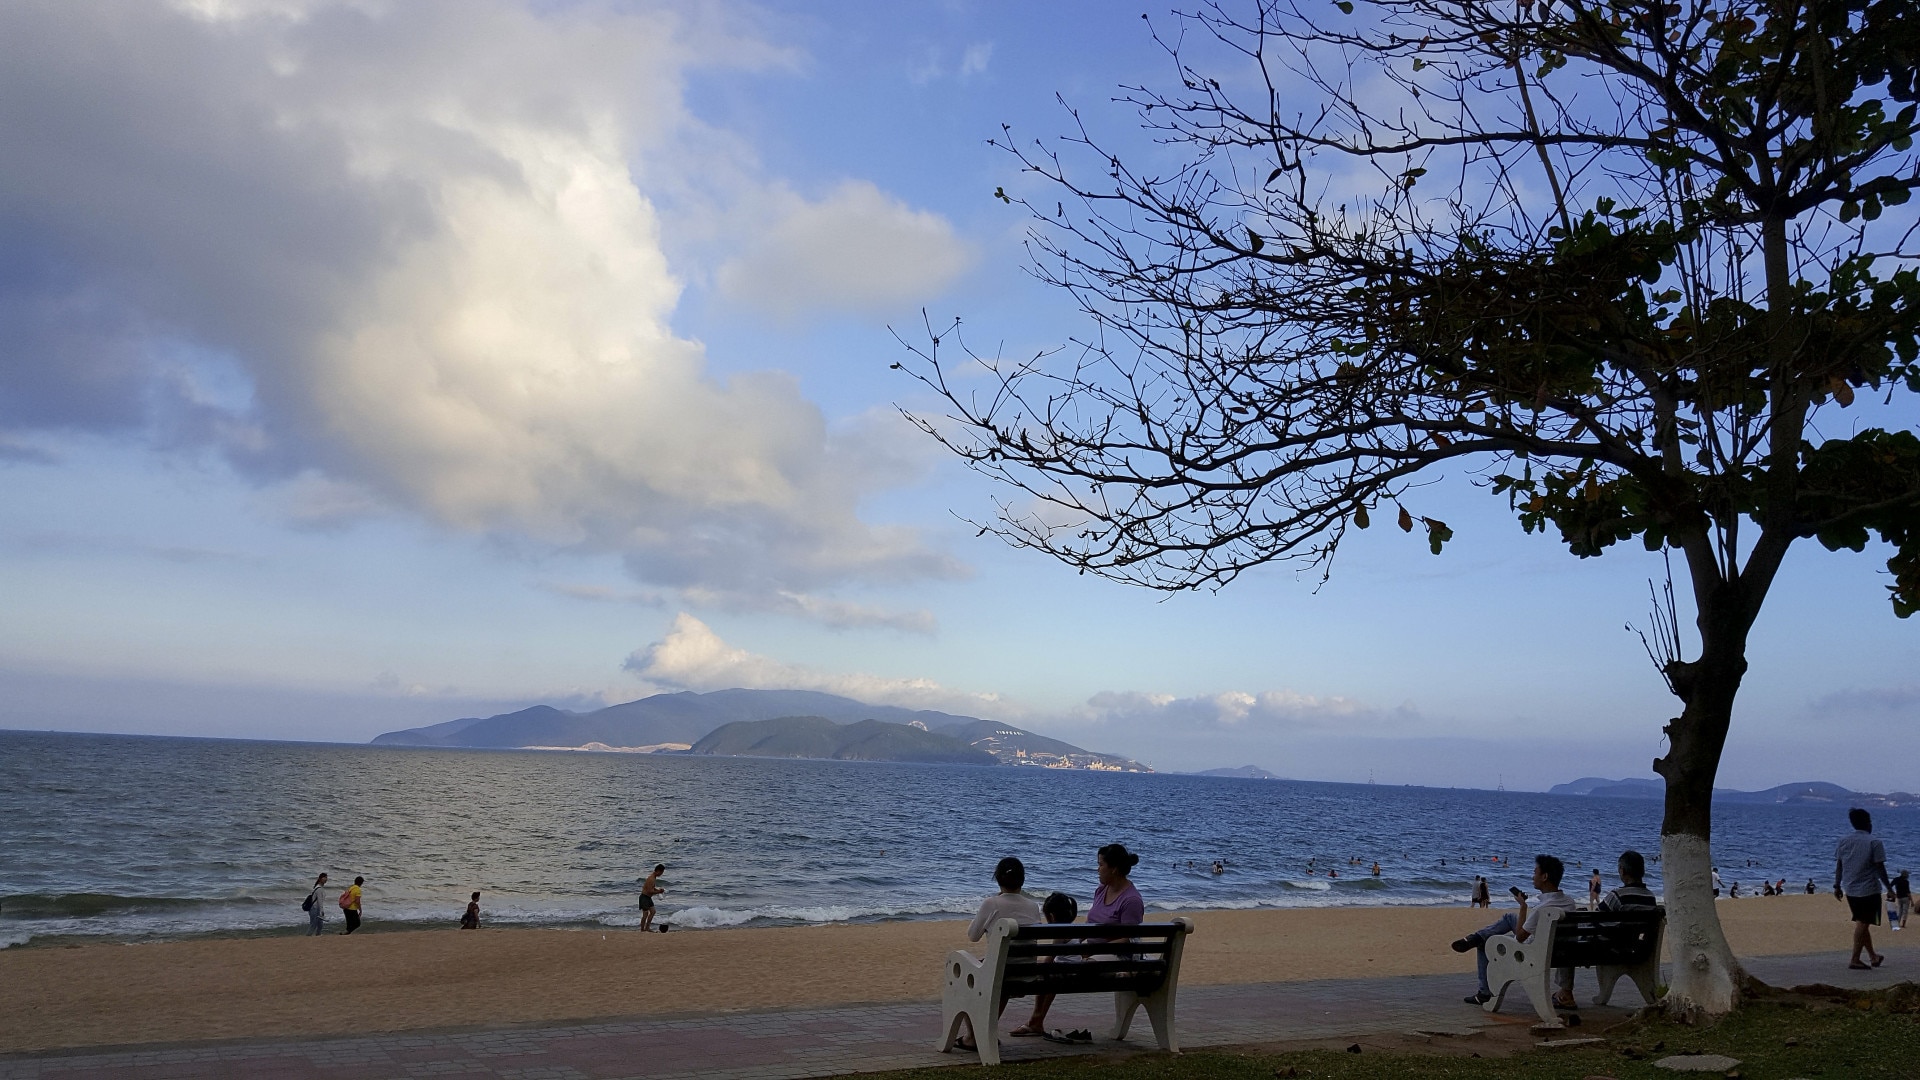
[0,894,1867,1053]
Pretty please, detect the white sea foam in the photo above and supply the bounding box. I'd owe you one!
[658,897,978,929]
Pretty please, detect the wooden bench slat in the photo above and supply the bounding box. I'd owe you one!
[1544,911,1664,969]
[1008,941,1170,958]
[1004,958,1170,977]
[1011,923,1182,940]
[1002,973,1167,997]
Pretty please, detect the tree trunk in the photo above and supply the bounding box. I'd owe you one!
[1653,594,1753,1017]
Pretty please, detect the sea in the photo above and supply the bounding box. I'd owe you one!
[2,729,1910,949]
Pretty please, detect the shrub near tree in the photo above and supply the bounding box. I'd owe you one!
[903,0,1920,1016]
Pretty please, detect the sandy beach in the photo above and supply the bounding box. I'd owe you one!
[0,894,1872,1054]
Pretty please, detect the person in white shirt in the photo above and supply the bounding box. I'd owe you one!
[1835,807,1893,970]
[1451,854,1578,1005]
[954,857,1043,1052]
[304,872,330,936]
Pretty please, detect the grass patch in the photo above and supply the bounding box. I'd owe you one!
[874,985,1920,1079]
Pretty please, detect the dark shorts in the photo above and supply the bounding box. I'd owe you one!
[638,895,654,910]
[1847,892,1883,925]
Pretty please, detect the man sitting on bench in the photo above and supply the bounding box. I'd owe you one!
[1553,849,1659,1003]
[1451,854,1576,1006]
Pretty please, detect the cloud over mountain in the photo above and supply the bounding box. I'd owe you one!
[621,613,1414,772]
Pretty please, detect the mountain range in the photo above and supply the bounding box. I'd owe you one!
[372,688,1151,771]
[1550,776,1920,807]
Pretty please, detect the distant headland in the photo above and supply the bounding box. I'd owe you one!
[1551,776,1920,808]
[371,688,1151,772]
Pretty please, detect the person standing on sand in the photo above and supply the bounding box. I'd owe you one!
[339,876,364,934]
[305,873,329,936]
[1836,807,1893,969]
[461,892,481,930]
[639,864,666,932]
[1471,876,1490,908]
[1588,868,1603,910]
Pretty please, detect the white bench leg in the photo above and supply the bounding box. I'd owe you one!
[1481,936,1561,1027]
[1593,960,1660,1007]
[1110,991,1139,1042]
[1592,966,1623,1006]
[938,952,1001,1065]
[1142,987,1177,1051]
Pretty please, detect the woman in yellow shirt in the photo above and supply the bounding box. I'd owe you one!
[340,876,364,934]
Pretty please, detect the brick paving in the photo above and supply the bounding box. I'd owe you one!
[3,946,1913,1080]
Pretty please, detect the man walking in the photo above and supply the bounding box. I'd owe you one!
[340,875,365,935]
[1450,854,1576,1006]
[305,872,330,936]
[1835,808,1892,969]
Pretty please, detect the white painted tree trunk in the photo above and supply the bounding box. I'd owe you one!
[1660,832,1743,1016]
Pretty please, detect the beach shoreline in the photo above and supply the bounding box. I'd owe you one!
[1,894,1870,1055]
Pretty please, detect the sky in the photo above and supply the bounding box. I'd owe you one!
[1,0,1916,792]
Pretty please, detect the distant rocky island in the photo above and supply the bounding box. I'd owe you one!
[372,688,1151,772]
[1551,776,1920,807]
[1192,765,1282,779]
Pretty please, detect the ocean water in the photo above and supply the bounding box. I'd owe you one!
[2,729,1910,948]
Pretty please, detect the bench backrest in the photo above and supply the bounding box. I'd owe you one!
[1544,907,1664,968]
[995,921,1189,999]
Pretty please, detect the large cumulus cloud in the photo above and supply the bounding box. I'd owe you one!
[0,0,964,607]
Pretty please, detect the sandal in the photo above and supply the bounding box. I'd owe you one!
[1008,1025,1045,1037]
[1873,954,1886,968]
[1850,962,1872,970]
[954,1036,977,1052]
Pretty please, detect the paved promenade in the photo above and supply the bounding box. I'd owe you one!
[3,947,1911,1080]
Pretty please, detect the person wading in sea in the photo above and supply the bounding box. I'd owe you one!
[639,864,666,932]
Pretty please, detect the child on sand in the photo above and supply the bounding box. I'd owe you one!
[461,892,480,930]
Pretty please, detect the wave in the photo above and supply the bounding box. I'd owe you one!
[656,897,979,930]
[0,893,250,919]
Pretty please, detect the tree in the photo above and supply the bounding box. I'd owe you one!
[903,0,1920,1015]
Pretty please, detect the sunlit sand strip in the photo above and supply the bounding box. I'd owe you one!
[0,894,1864,1054]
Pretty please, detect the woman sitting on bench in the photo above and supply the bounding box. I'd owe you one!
[1016,843,1145,1037]
[955,857,1043,1052]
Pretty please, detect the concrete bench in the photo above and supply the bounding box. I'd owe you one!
[1483,906,1665,1025]
[937,918,1195,1065]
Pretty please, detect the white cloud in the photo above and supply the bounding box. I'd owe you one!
[545,582,937,635]
[717,180,976,319]
[958,43,994,78]
[0,1,957,613]
[1081,688,1389,730]
[625,613,999,710]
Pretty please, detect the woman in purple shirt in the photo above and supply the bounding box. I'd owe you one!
[1089,843,1144,924]
[1015,843,1145,1040]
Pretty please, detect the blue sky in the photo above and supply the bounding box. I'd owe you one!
[1,0,1915,790]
